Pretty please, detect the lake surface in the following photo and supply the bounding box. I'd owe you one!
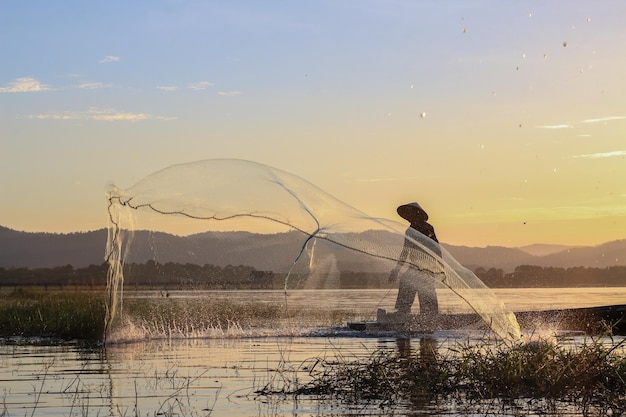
[1,288,625,416]
[125,286,626,313]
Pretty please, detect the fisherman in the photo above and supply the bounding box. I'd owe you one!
[388,202,442,317]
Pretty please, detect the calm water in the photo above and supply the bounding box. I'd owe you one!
[125,286,626,313]
[1,288,625,416]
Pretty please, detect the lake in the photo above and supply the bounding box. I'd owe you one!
[1,287,625,416]
[124,286,626,313]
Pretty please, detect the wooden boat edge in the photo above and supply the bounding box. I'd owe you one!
[347,304,626,335]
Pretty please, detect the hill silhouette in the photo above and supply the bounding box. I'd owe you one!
[0,226,107,268]
[519,243,578,256]
[1,226,624,272]
[444,240,626,272]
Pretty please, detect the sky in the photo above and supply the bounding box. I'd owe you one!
[1,1,625,248]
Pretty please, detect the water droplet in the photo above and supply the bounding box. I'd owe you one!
[419,112,427,118]
[528,12,532,18]
[587,17,591,23]
[562,41,567,47]
[410,84,414,89]
[522,53,526,59]
[544,53,548,59]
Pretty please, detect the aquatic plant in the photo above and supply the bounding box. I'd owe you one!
[9,359,218,417]
[258,334,626,415]
[0,288,106,340]
[450,335,626,414]
[114,298,359,341]
[0,288,360,342]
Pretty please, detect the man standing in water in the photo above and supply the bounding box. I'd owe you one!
[388,202,441,318]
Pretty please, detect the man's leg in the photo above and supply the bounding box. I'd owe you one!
[395,275,417,314]
[416,278,439,315]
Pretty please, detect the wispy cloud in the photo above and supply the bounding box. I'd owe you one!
[0,77,50,93]
[157,82,227,92]
[188,81,214,90]
[98,55,120,63]
[536,116,626,130]
[218,90,242,96]
[573,150,626,159]
[31,107,176,122]
[350,176,421,183]
[77,82,111,90]
[582,116,626,124]
[535,124,572,129]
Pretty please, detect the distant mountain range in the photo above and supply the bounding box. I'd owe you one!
[445,242,625,272]
[1,226,624,272]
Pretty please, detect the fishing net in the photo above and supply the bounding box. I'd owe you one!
[105,159,521,341]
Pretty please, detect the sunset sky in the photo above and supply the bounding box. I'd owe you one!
[1,1,625,247]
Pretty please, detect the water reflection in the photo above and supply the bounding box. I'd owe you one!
[2,287,626,416]
[0,337,405,416]
[1,331,625,416]
[396,336,437,363]
[393,337,440,413]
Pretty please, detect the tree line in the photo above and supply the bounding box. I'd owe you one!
[475,265,626,288]
[0,260,276,290]
[0,262,624,289]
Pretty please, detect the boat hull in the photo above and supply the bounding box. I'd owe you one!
[347,305,626,335]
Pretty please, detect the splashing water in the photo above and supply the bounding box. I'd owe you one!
[105,159,521,341]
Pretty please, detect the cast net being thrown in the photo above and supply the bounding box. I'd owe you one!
[104,159,521,341]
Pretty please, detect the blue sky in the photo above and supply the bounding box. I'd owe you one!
[2,1,625,246]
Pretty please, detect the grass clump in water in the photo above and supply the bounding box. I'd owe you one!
[452,335,626,414]
[122,298,358,338]
[0,288,106,341]
[259,334,626,415]
[125,298,285,332]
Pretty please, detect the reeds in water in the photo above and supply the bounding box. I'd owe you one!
[258,333,626,415]
[0,288,106,341]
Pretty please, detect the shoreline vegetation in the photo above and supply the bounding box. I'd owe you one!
[0,288,106,341]
[1,287,625,342]
[1,261,625,289]
[1,288,625,415]
[257,334,626,416]
[0,287,360,342]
